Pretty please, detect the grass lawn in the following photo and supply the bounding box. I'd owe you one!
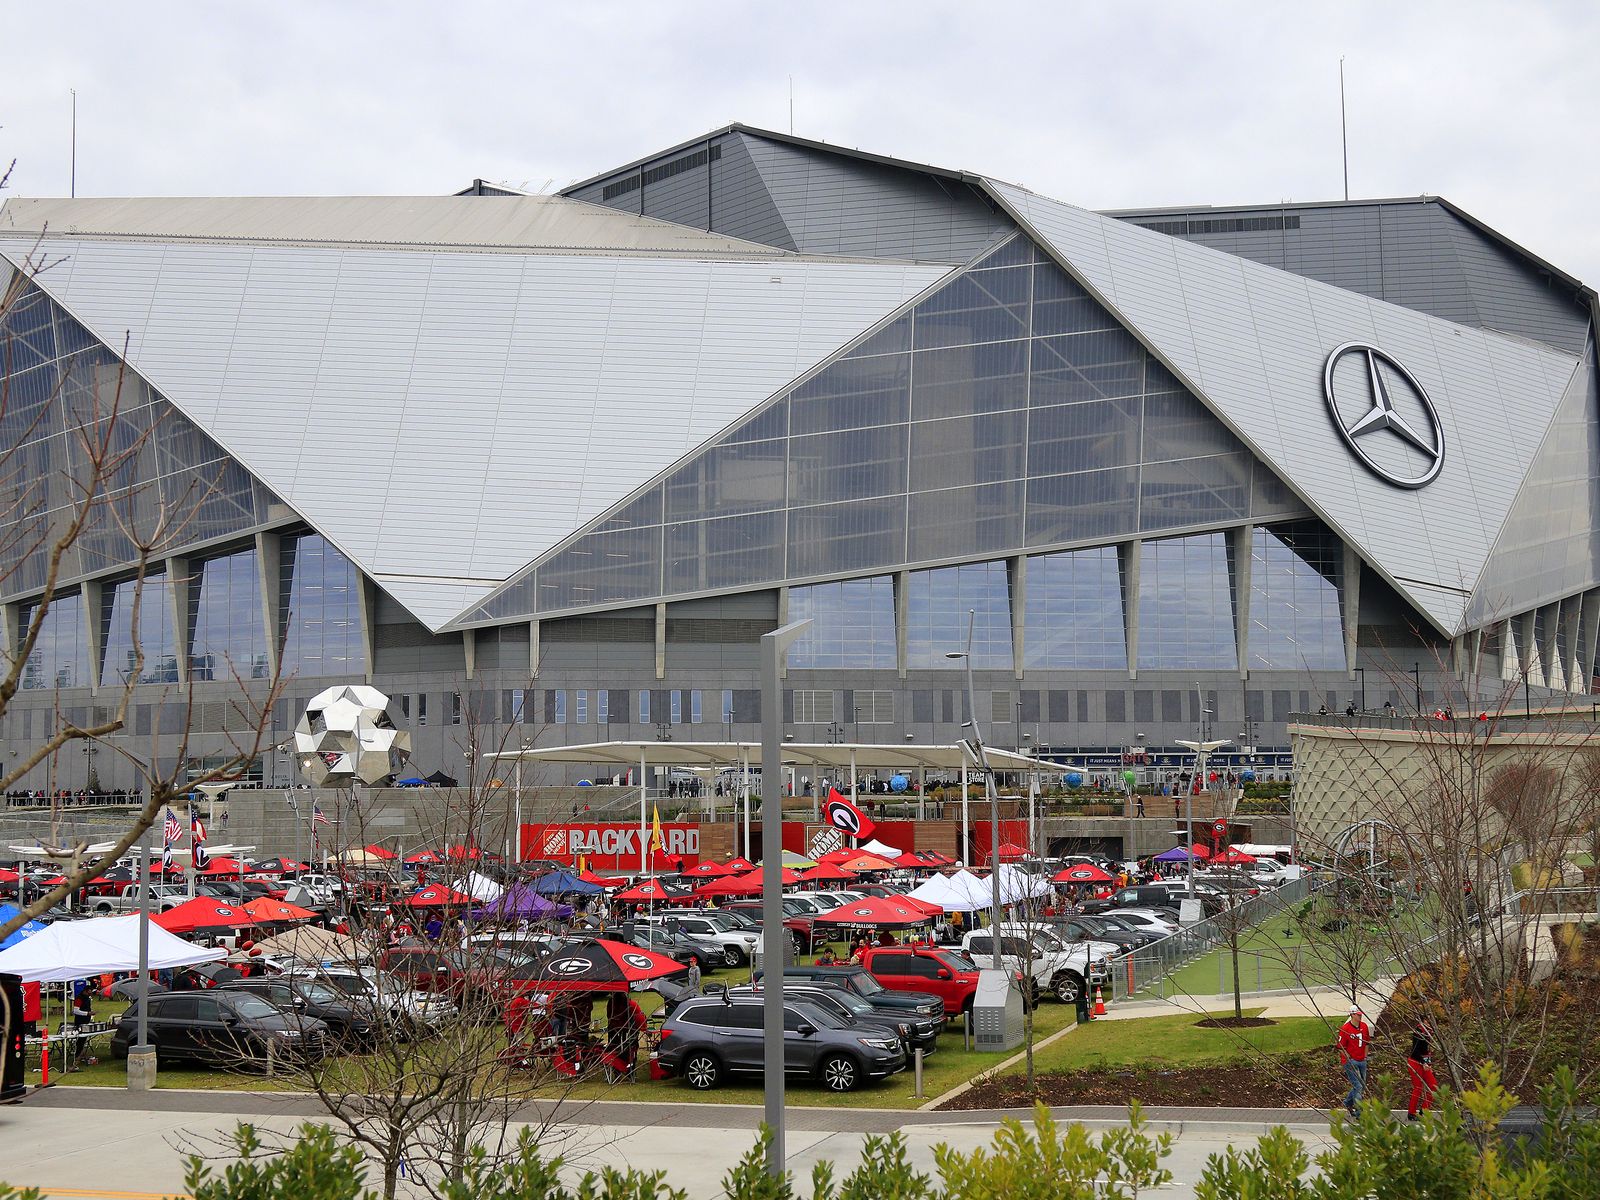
[1002,1008,1331,1079]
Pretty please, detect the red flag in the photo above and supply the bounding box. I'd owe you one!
[822,787,875,841]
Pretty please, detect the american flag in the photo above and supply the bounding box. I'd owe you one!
[162,808,181,846]
[312,805,330,828]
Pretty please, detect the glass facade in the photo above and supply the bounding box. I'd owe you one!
[17,590,90,690]
[906,561,1013,670]
[0,281,283,598]
[189,549,268,681]
[788,576,896,669]
[279,534,365,678]
[100,572,179,687]
[1023,547,1127,670]
[1137,533,1238,670]
[471,234,1308,623]
[1247,525,1344,670]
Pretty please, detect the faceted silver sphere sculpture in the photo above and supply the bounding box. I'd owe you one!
[294,684,412,786]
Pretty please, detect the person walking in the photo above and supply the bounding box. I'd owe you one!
[1407,1019,1437,1120]
[685,957,702,996]
[1337,1005,1370,1117]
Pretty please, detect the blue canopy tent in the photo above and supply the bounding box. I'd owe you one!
[529,868,604,896]
[0,904,52,950]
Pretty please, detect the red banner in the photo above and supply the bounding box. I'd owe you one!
[520,822,700,871]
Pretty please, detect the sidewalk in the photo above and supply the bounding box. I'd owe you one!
[1100,980,1396,1022]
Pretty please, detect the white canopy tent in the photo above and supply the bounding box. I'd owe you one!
[0,914,224,983]
[858,838,904,860]
[448,871,504,903]
[906,874,979,913]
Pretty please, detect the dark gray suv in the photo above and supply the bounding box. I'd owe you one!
[656,995,905,1092]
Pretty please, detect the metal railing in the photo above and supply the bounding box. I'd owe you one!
[1107,872,1324,1001]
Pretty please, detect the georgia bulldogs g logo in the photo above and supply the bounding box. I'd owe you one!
[620,953,655,970]
[824,799,866,836]
[547,958,592,976]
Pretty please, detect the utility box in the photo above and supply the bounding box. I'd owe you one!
[971,968,1024,1053]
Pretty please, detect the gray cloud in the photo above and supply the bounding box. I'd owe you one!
[4,1,1596,283]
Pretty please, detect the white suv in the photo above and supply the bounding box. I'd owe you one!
[637,912,760,967]
[962,924,1117,1005]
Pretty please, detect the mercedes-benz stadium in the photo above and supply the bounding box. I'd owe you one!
[2,123,1596,790]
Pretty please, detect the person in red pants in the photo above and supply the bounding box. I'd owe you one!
[1407,1019,1437,1120]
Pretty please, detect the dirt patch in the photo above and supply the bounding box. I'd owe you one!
[938,1050,1347,1111]
[1195,1016,1278,1029]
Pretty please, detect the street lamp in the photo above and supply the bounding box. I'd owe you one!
[946,610,1006,976]
[1353,667,1366,714]
[1411,663,1423,714]
[1174,737,1228,923]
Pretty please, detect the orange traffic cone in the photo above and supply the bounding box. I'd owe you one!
[1093,986,1107,1017]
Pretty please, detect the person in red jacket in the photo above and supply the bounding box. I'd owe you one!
[1336,1005,1370,1117]
[1407,1019,1438,1120]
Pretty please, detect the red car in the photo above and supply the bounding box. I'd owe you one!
[859,945,982,1018]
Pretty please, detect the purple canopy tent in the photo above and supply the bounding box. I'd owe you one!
[480,883,573,921]
[1153,846,1196,863]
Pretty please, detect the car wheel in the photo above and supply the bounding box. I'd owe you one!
[1053,972,1083,1005]
[820,1053,860,1092]
[722,945,742,968]
[683,1050,721,1090]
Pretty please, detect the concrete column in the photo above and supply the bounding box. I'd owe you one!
[894,572,909,681]
[166,556,190,689]
[0,600,18,663]
[1123,541,1141,679]
[1561,599,1583,693]
[255,530,283,680]
[462,628,476,680]
[1342,544,1362,676]
[81,579,103,696]
[529,619,541,679]
[1010,555,1026,681]
[777,587,790,680]
[654,602,667,681]
[355,572,378,684]
[1579,591,1600,693]
[1231,526,1253,680]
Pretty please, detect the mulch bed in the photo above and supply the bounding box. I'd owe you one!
[939,1050,1348,1111]
[1195,1017,1278,1029]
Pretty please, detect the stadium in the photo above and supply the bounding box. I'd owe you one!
[2,123,1597,792]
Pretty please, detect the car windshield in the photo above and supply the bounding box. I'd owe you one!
[780,900,810,915]
[319,974,366,996]
[819,988,870,1015]
[698,915,736,933]
[228,995,280,1020]
[297,982,343,1005]
[1028,929,1066,950]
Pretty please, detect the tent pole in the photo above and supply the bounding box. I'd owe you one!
[639,748,648,879]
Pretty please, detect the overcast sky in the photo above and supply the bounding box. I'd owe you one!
[4,2,1596,283]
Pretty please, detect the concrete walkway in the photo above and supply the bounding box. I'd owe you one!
[1101,980,1397,1022]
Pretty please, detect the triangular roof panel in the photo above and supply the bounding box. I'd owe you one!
[987,181,1582,634]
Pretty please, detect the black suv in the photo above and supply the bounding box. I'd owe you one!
[218,977,376,1046]
[754,964,946,1030]
[656,994,905,1092]
[111,989,332,1068]
[729,982,938,1054]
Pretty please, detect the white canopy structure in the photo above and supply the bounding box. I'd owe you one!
[0,914,224,983]
[859,838,904,860]
[906,874,977,913]
[448,871,504,903]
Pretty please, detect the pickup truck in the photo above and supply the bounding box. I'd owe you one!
[857,945,983,1019]
[962,924,1115,1005]
[86,882,201,915]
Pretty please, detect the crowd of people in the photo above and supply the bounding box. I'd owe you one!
[4,788,146,809]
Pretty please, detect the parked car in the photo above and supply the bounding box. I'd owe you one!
[637,913,759,967]
[729,982,939,1053]
[962,924,1114,1005]
[1085,883,1225,918]
[290,965,457,1031]
[753,964,946,1029]
[858,945,983,1018]
[1108,908,1181,935]
[655,994,905,1092]
[218,977,376,1046]
[717,901,817,953]
[1056,914,1165,952]
[111,989,332,1068]
[621,923,722,973]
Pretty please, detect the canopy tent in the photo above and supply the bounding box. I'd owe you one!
[721,857,756,873]
[1053,864,1114,884]
[249,856,308,875]
[798,863,858,884]
[831,851,899,873]
[361,844,398,860]
[425,770,459,787]
[337,849,393,867]
[694,873,762,899]
[814,896,933,930]
[0,903,46,950]
[240,897,318,923]
[154,897,260,934]
[0,914,225,982]
[405,850,443,865]
[480,884,570,921]
[897,895,945,917]
[529,868,604,896]
[253,924,363,963]
[508,937,686,993]
[752,866,804,886]
[1153,845,1211,863]
[575,868,626,888]
[612,879,693,905]
[994,864,1050,904]
[778,850,817,869]
[403,884,478,909]
[197,856,251,877]
[945,870,1000,910]
[991,842,1030,864]
[679,861,737,879]
[858,838,903,860]
[447,872,505,902]
[1211,846,1258,865]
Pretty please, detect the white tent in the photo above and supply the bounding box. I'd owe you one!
[944,870,998,910]
[859,838,903,860]
[906,874,980,913]
[996,864,1051,904]
[0,914,224,983]
[448,872,504,903]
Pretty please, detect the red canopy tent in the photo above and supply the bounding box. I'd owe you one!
[0,868,18,883]
[896,895,945,917]
[817,848,858,866]
[401,884,477,908]
[814,896,934,930]
[831,851,898,873]
[1211,846,1258,865]
[507,938,687,994]
[361,844,398,861]
[991,842,1030,864]
[241,897,318,923]
[612,879,693,905]
[695,873,763,899]
[721,857,756,873]
[248,857,308,875]
[799,863,858,884]
[576,868,627,888]
[198,856,251,877]
[1053,864,1114,884]
[405,850,443,865]
[154,896,260,934]
[679,861,737,879]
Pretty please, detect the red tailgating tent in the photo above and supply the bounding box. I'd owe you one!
[1053,864,1114,884]
[154,896,260,934]
[401,885,477,908]
[694,873,763,899]
[813,896,933,930]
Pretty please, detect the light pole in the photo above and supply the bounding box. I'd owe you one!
[946,610,1006,969]
[127,817,155,1090]
[1175,737,1227,923]
[760,618,811,1181]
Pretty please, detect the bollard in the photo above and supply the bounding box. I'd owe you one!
[39,1029,50,1088]
[913,1047,924,1098]
[266,1040,275,1078]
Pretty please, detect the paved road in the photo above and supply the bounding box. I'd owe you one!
[4,1087,1341,1199]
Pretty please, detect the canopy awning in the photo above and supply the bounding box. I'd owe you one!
[484,740,1043,772]
[0,914,225,982]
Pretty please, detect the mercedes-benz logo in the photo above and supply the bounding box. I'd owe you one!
[1322,343,1444,489]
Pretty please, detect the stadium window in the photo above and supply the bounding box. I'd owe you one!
[638,689,650,724]
[990,691,1012,724]
[399,695,411,723]
[670,690,682,724]
[598,690,610,725]
[794,690,835,724]
[690,690,702,723]
[576,689,589,724]
[722,689,734,723]
[554,690,568,725]
[417,694,428,727]
[450,692,462,725]
[511,689,526,722]
[854,690,893,724]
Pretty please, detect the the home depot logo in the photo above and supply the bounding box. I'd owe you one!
[541,829,569,857]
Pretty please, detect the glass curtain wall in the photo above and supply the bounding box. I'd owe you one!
[189,549,268,680]
[1136,533,1237,670]
[279,534,366,678]
[787,576,896,669]
[906,561,1013,669]
[1247,525,1344,670]
[100,573,178,686]
[1023,546,1127,669]
[17,590,90,690]
[472,234,1306,624]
